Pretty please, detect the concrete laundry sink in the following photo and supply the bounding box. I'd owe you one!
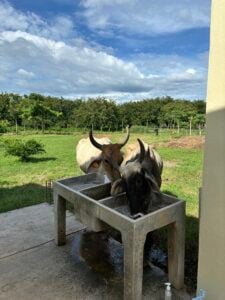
[53,173,185,300]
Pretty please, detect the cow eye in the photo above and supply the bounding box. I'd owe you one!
[104,159,109,164]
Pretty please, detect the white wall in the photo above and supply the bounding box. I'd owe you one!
[197,0,225,299]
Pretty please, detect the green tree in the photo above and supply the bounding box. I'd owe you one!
[161,100,197,132]
[193,113,206,135]
[8,94,22,134]
[31,102,61,132]
[193,100,206,114]
[0,93,10,120]
[73,98,118,130]
[19,98,35,130]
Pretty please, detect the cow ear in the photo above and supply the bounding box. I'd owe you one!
[110,178,126,195]
[144,172,160,194]
[143,147,151,164]
[144,147,155,163]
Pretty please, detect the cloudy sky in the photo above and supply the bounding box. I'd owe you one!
[0,0,211,102]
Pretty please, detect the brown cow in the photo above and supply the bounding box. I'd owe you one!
[76,127,130,182]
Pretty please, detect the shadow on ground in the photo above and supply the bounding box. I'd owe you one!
[24,157,57,163]
[70,229,193,299]
[0,183,52,213]
[149,215,199,293]
[184,215,199,292]
[71,214,199,294]
[162,190,199,290]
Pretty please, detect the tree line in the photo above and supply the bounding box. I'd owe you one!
[0,93,206,133]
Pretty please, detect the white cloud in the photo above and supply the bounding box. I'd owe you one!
[0,1,115,54]
[0,1,209,100]
[129,52,208,99]
[0,1,29,31]
[0,1,75,41]
[80,0,211,35]
[131,52,207,78]
[0,31,147,95]
[186,68,197,75]
[17,68,35,77]
[0,30,208,100]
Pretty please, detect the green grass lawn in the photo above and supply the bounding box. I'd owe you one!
[0,133,84,212]
[1,130,202,213]
[0,131,203,289]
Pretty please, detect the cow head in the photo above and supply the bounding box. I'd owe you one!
[111,139,161,215]
[89,127,130,182]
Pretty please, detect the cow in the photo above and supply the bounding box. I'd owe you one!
[76,127,130,182]
[111,139,163,216]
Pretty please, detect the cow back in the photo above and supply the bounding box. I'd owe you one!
[76,137,111,173]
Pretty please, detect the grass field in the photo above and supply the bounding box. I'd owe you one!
[0,131,203,214]
[0,131,204,289]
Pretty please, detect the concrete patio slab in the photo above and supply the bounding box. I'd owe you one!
[0,203,85,259]
[0,203,192,299]
[0,234,112,300]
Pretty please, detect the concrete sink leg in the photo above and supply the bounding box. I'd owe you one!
[54,192,66,246]
[122,230,145,300]
[168,215,185,289]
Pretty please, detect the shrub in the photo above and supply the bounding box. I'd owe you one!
[0,120,9,133]
[4,139,45,161]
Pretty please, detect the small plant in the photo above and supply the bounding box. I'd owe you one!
[4,138,45,161]
[0,120,9,133]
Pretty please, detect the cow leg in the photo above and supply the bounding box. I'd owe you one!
[54,192,66,246]
[122,230,145,300]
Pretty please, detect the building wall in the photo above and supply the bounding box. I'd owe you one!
[197,0,225,299]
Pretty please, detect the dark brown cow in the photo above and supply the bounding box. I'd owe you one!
[111,139,163,216]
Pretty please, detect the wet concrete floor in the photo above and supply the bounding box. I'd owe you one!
[70,229,191,299]
[0,204,192,299]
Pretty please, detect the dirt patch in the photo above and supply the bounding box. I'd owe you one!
[165,136,205,149]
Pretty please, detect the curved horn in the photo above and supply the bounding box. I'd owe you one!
[137,138,146,163]
[89,129,103,150]
[119,126,130,148]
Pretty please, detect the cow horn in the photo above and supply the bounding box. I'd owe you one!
[137,139,146,163]
[119,126,130,148]
[89,129,103,150]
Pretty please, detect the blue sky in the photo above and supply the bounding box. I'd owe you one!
[0,0,211,102]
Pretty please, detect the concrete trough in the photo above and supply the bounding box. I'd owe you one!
[53,173,185,300]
